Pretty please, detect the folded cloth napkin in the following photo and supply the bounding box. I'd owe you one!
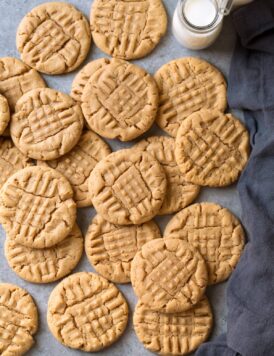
[197,1,274,355]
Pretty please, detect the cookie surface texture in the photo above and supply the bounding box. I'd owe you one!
[131,238,208,313]
[0,166,76,249]
[0,138,32,190]
[5,224,83,283]
[164,203,245,284]
[133,297,213,356]
[0,57,46,112]
[90,0,167,60]
[85,215,161,283]
[39,130,111,207]
[88,149,167,225]
[0,95,10,135]
[16,2,91,74]
[47,272,128,352]
[175,109,250,187]
[133,136,200,214]
[81,58,159,141]
[155,57,227,137]
[11,88,84,160]
[0,283,38,356]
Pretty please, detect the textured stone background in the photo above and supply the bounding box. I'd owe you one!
[0,1,243,355]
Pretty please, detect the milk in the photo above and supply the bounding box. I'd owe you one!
[184,0,217,28]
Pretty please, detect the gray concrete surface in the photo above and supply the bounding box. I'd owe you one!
[0,1,242,355]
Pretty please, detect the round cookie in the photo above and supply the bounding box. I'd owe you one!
[175,109,250,187]
[88,149,167,225]
[0,95,10,135]
[133,136,200,215]
[164,203,245,285]
[0,138,32,190]
[85,215,161,283]
[47,272,128,352]
[154,57,227,137]
[16,2,91,75]
[81,58,159,141]
[131,238,208,313]
[0,166,76,249]
[0,283,38,356]
[71,58,109,102]
[133,297,213,356]
[90,0,167,60]
[39,131,111,207]
[5,224,83,284]
[11,88,84,160]
[0,57,46,112]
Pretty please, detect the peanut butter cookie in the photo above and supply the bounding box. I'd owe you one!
[0,166,76,249]
[90,0,167,60]
[85,215,161,283]
[17,2,91,74]
[88,149,167,225]
[81,58,159,141]
[11,88,84,160]
[175,109,250,187]
[0,95,10,135]
[47,272,128,352]
[133,136,200,215]
[131,238,208,313]
[164,203,245,285]
[155,57,227,137]
[0,283,38,356]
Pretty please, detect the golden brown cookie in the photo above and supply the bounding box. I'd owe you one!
[0,57,46,112]
[164,203,245,285]
[16,2,91,75]
[131,238,208,313]
[11,88,84,160]
[175,109,250,187]
[0,283,38,356]
[39,131,111,207]
[154,57,227,137]
[85,215,161,283]
[5,224,83,284]
[0,138,32,190]
[88,149,167,225]
[133,136,200,215]
[0,95,10,135]
[47,272,128,352]
[81,58,159,141]
[0,166,76,249]
[71,58,109,102]
[90,0,167,60]
[133,297,213,356]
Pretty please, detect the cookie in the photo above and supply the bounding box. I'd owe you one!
[5,224,83,284]
[47,272,128,352]
[131,238,208,313]
[81,58,159,141]
[164,203,245,285]
[0,166,76,249]
[16,2,91,75]
[0,138,32,190]
[0,283,38,356]
[133,136,200,215]
[85,215,161,283]
[88,149,167,225]
[133,297,213,356]
[0,95,10,135]
[11,88,84,160]
[39,131,111,207]
[90,0,167,60]
[0,57,46,112]
[71,58,109,102]
[175,109,250,187]
[154,57,227,137]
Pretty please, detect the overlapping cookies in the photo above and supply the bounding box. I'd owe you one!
[0,1,250,356]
